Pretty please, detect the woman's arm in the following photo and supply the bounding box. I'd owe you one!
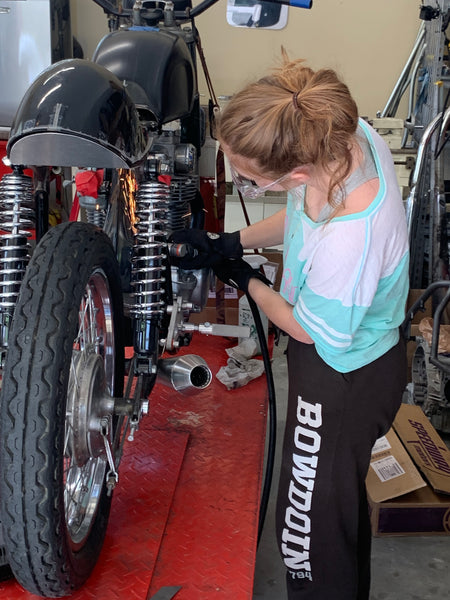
[247,278,314,344]
[239,208,286,250]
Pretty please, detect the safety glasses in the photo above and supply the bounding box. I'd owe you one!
[230,166,291,199]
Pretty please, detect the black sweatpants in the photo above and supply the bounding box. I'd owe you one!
[275,336,406,599]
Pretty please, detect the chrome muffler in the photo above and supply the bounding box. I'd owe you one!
[157,354,212,395]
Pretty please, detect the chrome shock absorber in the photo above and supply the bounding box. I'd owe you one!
[130,178,170,366]
[83,196,107,228]
[0,167,35,352]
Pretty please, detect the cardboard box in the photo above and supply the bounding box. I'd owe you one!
[260,250,283,292]
[393,404,450,495]
[367,429,426,504]
[366,404,450,536]
[369,485,450,536]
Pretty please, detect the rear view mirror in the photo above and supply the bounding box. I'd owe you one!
[226,0,288,29]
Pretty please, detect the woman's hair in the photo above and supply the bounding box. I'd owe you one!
[216,52,359,206]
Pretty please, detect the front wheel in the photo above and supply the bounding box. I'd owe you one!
[0,222,124,597]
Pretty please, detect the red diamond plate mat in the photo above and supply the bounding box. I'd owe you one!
[0,334,269,600]
[147,335,269,600]
[0,427,189,600]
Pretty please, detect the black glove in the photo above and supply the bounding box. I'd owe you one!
[213,258,271,294]
[169,229,243,269]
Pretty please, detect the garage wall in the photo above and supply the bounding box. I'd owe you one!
[70,0,420,121]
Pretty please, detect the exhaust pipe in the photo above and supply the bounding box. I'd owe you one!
[157,354,212,396]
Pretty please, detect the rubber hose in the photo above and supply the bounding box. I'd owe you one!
[246,292,277,546]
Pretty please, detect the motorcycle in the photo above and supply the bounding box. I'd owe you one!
[0,0,308,596]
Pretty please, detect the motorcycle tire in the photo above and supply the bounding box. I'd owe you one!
[0,221,124,597]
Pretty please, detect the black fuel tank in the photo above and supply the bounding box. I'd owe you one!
[93,28,195,125]
[7,59,150,168]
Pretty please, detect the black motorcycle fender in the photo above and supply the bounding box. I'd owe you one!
[7,59,150,168]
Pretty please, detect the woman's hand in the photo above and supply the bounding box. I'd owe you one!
[213,258,271,293]
[169,229,242,269]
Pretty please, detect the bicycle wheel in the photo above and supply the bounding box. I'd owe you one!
[0,221,124,597]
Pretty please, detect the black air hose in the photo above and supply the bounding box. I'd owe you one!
[246,293,277,545]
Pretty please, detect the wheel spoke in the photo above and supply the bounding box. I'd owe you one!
[64,457,107,548]
[64,272,116,548]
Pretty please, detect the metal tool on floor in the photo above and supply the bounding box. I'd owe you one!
[148,586,182,600]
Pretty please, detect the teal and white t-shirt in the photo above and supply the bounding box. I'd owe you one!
[280,119,409,373]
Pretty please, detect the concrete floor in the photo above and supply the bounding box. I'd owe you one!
[252,335,450,599]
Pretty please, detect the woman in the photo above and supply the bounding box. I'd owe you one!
[171,55,409,599]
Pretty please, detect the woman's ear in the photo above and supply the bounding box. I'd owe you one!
[289,166,310,186]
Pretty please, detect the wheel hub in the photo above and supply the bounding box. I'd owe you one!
[67,349,114,466]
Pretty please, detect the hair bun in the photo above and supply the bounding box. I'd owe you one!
[292,91,301,111]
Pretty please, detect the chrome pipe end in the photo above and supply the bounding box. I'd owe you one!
[158,354,212,396]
